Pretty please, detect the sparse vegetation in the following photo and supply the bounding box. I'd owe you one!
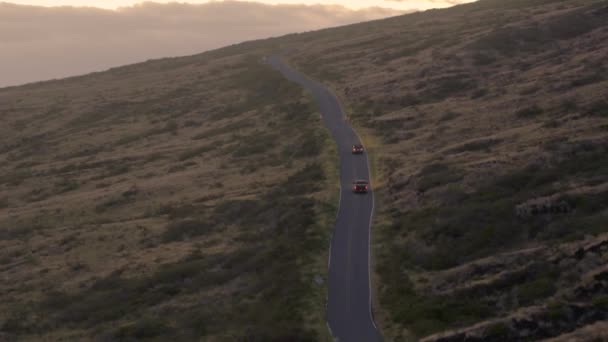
[516,104,544,118]
[177,144,215,161]
[445,138,502,154]
[586,100,608,118]
[417,163,464,192]
[438,111,461,122]
[283,2,608,338]
[1,0,606,340]
[0,50,336,340]
[161,219,215,242]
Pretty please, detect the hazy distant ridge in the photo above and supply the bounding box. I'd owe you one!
[0,1,402,87]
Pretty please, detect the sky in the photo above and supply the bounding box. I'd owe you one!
[5,0,467,11]
[0,0,471,87]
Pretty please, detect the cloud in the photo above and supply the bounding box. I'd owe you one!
[0,1,402,87]
[384,0,467,5]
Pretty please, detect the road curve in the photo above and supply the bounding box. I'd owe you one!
[268,56,380,342]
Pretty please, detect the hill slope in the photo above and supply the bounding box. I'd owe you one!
[0,47,338,340]
[1,0,607,340]
[278,0,608,340]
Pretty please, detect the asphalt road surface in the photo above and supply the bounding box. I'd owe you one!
[268,56,380,342]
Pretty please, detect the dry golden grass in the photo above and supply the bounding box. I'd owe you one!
[0,48,337,340]
[277,0,608,339]
[1,0,607,340]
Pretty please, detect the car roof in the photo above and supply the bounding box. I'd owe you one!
[353,144,363,147]
[353,179,368,184]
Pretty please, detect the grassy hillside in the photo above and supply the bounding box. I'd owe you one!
[0,46,338,340]
[2,0,607,340]
[278,0,608,340]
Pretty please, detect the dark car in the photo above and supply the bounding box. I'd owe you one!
[352,144,364,154]
[352,180,369,193]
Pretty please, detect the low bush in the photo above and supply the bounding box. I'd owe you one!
[486,322,511,339]
[546,10,605,40]
[438,111,461,122]
[472,52,497,66]
[291,130,324,158]
[162,220,216,242]
[516,104,544,118]
[95,187,138,213]
[518,276,557,305]
[38,161,329,339]
[381,275,493,337]
[592,295,608,310]
[0,169,31,187]
[471,26,549,55]
[424,75,478,101]
[112,317,175,340]
[417,163,464,192]
[380,138,608,332]
[191,119,253,140]
[586,100,608,118]
[231,132,277,157]
[177,144,215,161]
[54,178,80,193]
[445,138,502,154]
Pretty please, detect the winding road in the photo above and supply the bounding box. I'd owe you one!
[268,56,381,342]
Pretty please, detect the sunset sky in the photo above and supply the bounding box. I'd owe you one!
[5,0,470,11]
[1,0,472,87]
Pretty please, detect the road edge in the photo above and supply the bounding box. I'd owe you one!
[268,55,381,340]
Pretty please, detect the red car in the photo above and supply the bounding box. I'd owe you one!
[352,180,369,193]
[352,144,364,154]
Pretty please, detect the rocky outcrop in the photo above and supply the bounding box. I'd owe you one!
[420,234,608,341]
[423,302,608,342]
[515,196,572,218]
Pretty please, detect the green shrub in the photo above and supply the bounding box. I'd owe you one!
[162,220,215,242]
[518,277,556,305]
[472,52,496,66]
[438,111,461,122]
[231,133,277,157]
[54,178,80,193]
[191,118,253,140]
[178,144,215,161]
[0,169,31,186]
[424,75,478,101]
[0,222,46,241]
[472,26,549,55]
[559,98,578,112]
[445,138,502,154]
[104,163,130,177]
[291,130,324,158]
[543,119,561,128]
[592,295,608,310]
[570,72,605,88]
[388,290,492,336]
[112,317,174,339]
[586,100,608,118]
[417,163,464,192]
[546,301,569,321]
[546,11,605,40]
[95,187,138,213]
[486,322,510,338]
[516,104,544,118]
[470,88,488,99]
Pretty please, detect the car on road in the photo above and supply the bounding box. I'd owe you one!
[352,144,364,154]
[352,180,369,193]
